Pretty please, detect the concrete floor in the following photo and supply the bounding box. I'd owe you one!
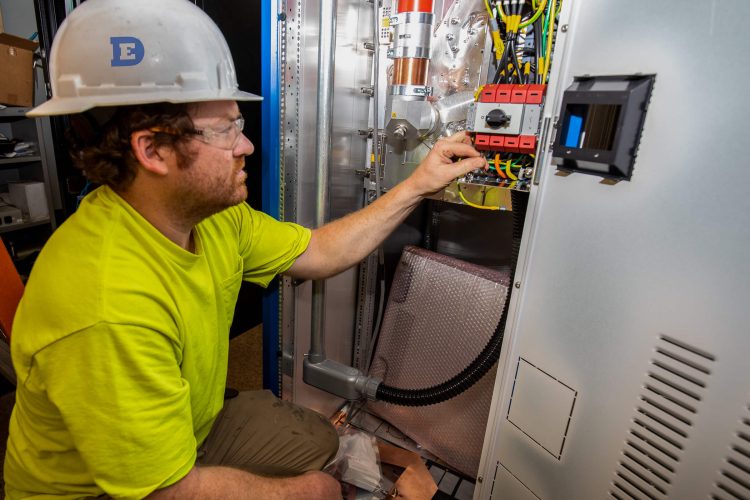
[0,325,264,489]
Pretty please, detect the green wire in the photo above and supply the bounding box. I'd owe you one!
[540,1,551,59]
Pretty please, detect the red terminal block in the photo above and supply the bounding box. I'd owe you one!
[526,84,547,104]
[518,135,537,154]
[494,84,513,103]
[504,136,520,153]
[479,84,498,103]
[474,134,492,150]
[510,85,528,104]
[489,136,505,149]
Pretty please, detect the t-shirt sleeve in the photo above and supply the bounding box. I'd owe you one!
[34,322,196,499]
[236,204,312,287]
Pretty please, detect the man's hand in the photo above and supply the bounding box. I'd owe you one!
[402,132,488,197]
[285,132,488,281]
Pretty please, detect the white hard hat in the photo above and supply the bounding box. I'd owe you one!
[28,0,261,117]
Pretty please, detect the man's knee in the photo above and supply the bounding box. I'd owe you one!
[235,391,339,470]
[315,414,340,466]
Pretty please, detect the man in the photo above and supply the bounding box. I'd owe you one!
[4,0,487,498]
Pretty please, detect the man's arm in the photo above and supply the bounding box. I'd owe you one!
[285,132,487,280]
[148,467,341,500]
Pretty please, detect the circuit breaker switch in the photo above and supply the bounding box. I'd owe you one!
[485,109,511,129]
[467,102,525,135]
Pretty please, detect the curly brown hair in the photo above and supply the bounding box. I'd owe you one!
[68,103,198,191]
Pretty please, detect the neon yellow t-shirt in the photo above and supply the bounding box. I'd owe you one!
[4,186,311,499]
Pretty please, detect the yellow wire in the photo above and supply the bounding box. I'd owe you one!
[484,0,494,16]
[485,0,505,59]
[505,160,518,180]
[457,183,500,211]
[541,0,557,82]
[497,0,547,30]
[519,0,547,29]
[496,0,507,23]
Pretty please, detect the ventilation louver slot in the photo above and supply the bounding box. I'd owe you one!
[608,335,715,499]
[711,406,750,500]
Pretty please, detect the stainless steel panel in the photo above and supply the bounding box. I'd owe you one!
[478,0,750,498]
[281,0,373,415]
[381,0,491,190]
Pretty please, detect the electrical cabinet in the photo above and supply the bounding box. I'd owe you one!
[277,0,750,499]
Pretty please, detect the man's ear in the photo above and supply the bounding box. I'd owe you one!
[130,130,170,176]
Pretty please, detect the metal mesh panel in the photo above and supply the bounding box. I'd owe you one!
[367,246,510,477]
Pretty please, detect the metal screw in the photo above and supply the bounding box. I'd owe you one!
[450,44,459,53]
[514,281,521,289]
[393,124,408,139]
[446,33,455,41]
[561,24,569,32]
[360,86,375,97]
[478,476,484,483]
[363,41,375,51]
[450,17,460,25]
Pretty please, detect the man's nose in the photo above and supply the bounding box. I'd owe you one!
[237,133,254,156]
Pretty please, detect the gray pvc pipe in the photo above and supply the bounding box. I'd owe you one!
[309,0,338,364]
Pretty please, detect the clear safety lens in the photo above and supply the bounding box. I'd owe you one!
[192,116,245,150]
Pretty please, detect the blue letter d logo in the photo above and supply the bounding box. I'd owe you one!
[110,36,145,67]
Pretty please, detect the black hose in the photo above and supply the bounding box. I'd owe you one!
[375,190,529,406]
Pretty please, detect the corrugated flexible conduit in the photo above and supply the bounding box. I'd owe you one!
[375,190,527,406]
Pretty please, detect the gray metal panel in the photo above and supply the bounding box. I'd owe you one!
[478,0,750,499]
[282,0,372,415]
[381,0,490,191]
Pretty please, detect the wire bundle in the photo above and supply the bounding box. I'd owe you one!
[484,0,560,85]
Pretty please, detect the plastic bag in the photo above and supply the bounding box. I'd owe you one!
[327,428,383,493]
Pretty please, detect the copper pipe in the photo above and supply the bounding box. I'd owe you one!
[392,58,429,86]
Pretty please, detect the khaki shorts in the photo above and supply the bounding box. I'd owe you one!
[197,390,339,477]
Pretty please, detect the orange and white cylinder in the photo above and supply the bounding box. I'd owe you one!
[388,0,434,96]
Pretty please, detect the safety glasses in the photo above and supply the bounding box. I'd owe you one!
[149,116,245,151]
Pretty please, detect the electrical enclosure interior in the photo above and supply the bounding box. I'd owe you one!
[279,0,750,498]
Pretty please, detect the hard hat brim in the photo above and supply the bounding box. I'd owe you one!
[27,89,263,117]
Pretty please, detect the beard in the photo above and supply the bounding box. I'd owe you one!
[171,158,248,224]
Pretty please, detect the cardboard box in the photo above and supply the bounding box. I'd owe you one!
[0,33,38,107]
[9,182,48,221]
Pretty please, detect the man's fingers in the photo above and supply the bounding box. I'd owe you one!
[452,156,488,176]
[436,141,481,159]
[442,131,471,144]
